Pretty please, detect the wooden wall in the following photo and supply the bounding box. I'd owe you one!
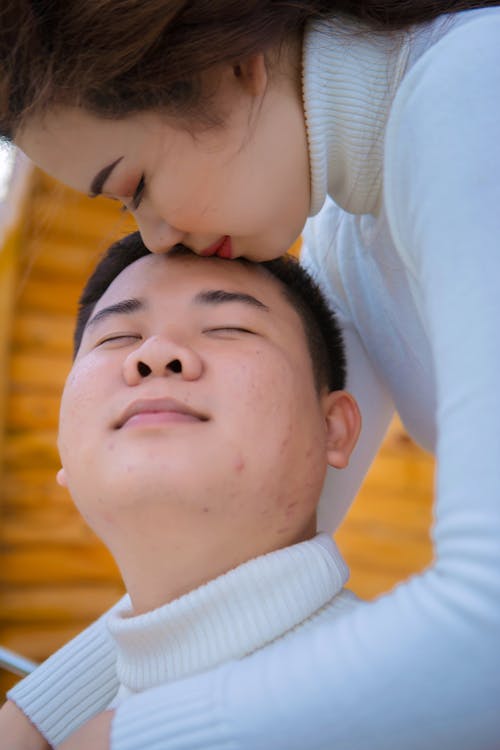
[0,170,135,695]
[0,168,434,697]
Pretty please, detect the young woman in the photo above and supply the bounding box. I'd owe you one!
[1,2,499,749]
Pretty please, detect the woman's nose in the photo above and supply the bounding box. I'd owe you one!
[123,336,203,385]
[135,215,186,254]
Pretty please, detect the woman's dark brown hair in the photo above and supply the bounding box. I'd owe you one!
[1,0,499,138]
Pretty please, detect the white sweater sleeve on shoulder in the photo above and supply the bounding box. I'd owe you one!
[301,215,395,532]
[106,17,500,750]
[7,597,124,746]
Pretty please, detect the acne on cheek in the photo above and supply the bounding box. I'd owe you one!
[279,434,291,454]
[233,456,246,473]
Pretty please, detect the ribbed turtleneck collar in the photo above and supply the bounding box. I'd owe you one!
[107,533,348,693]
[302,17,410,216]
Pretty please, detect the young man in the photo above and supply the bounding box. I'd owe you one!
[4,233,361,748]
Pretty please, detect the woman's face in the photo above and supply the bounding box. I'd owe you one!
[17,60,311,261]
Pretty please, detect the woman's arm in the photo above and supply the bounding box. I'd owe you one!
[7,598,125,747]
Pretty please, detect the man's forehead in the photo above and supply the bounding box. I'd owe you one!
[99,251,281,308]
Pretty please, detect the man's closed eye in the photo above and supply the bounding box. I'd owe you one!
[97,334,142,347]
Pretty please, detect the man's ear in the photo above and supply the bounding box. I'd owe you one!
[322,391,361,470]
[56,468,68,488]
[232,54,268,97]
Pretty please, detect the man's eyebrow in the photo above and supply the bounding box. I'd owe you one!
[86,298,144,329]
[89,156,124,197]
[193,289,270,311]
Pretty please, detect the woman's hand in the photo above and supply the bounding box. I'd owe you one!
[56,711,114,750]
[0,700,50,750]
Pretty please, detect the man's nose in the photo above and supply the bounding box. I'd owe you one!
[135,215,186,254]
[122,336,203,385]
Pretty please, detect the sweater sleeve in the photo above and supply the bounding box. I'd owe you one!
[106,15,499,750]
[301,215,395,532]
[7,598,123,746]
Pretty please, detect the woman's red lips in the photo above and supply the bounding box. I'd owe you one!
[199,236,233,259]
[215,236,233,259]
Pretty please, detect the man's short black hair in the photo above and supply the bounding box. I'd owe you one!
[74,232,346,393]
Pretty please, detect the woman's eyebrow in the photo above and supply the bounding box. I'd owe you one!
[89,156,124,197]
[193,289,269,311]
[86,298,144,330]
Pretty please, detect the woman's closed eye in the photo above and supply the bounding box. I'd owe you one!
[121,175,146,213]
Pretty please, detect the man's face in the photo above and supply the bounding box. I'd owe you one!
[58,253,333,556]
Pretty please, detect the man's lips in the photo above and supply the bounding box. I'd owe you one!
[199,236,233,259]
[115,398,208,429]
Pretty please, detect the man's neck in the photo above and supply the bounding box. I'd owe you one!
[108,516,317,615]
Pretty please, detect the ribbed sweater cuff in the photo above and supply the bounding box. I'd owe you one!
[112,664,236,750]
[7,602,123,746]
